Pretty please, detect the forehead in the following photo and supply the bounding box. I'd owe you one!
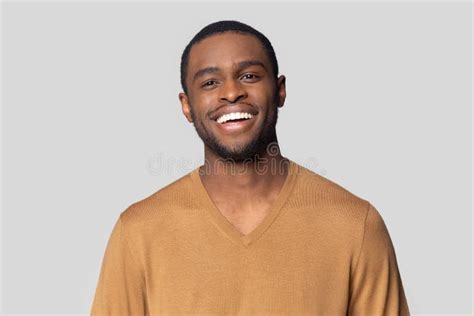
[187,32,270,75]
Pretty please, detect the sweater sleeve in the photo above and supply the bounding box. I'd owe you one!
[348,203,410,316]
[91,214,148,316]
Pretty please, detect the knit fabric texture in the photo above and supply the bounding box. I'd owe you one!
[91,159,410,315]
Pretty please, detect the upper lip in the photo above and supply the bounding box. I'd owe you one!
[211,105,258,121]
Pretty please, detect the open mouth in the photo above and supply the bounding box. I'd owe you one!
[213,112,257,133]
[220,117,250,124]
[216,112,254,124]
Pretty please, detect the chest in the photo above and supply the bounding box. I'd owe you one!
[145,229,352,315]
[214,203,272,236]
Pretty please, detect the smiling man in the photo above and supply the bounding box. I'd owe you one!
[91,20,410,315]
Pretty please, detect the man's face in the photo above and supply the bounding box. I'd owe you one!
[179,32,286,162]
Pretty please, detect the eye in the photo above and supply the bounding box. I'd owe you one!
[201,80,217,89]
[241,74,259,81]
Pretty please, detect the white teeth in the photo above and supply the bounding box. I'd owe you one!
[216,112,254,124]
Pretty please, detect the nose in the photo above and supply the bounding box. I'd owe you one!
[219,79,247,104]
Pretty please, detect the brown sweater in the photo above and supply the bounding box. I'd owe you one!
[91,159,410,315]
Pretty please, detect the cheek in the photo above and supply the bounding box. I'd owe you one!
[188,94,213,119]
[192,92,215,108]
[248,80,276,102]
[199,93,216,106]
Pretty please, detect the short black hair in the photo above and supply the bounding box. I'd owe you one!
[180,20,279,94]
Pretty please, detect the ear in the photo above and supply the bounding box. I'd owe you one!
[276,75,286,108]
[179,92,193,123]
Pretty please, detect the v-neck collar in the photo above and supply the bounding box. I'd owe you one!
[189,159,300,248]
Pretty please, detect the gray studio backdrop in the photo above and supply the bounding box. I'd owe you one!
[2,1,472,315]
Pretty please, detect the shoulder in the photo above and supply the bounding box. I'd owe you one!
[119,169,196,228]
[292,162,371,227]
[295,163,370,209]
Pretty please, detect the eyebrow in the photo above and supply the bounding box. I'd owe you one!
[192,60,267,83]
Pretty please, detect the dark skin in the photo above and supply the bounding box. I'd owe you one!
[178,32,288,236]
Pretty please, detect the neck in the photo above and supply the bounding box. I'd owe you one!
[198,143,290,197]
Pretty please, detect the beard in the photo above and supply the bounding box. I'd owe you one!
[189,94,279,163]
